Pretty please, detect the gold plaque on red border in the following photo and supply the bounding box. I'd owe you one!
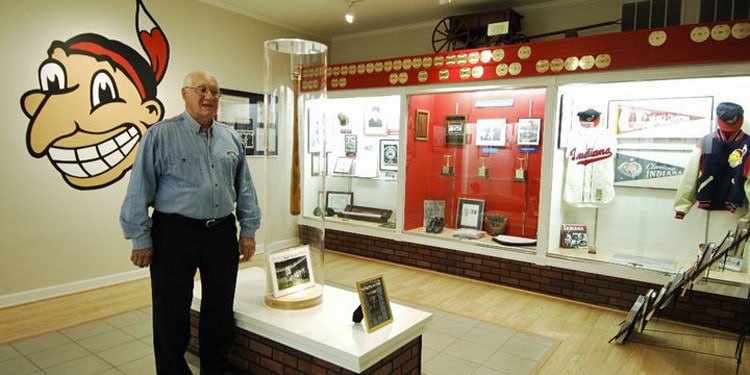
[732,23,750,39]
[595,54,611,69]
[374,62,383,72]
[564,56,579,71]
[550,58,564,72]
[398,72,408,84]
[480,50,492,63]
[536,60,550,73]
[518,46,531,59]
[648,31,667,46]
[438,69,449,80]
[509,62,522,75]
[422,56,433,68]
[492,49,505,62]
[495,64,508,76]
[711,24,731,41]
[471,66,484,78]
[418,70,428,82]
[690,26,710,43]
[388,73,398,84]
[579,55,595,70]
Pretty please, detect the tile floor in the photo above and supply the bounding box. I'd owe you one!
[0,303,556,375]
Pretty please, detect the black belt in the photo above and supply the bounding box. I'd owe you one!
[156,212,233,228]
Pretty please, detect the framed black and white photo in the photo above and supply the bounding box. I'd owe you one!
[356,274,393,333]
[475,118,507,147]
[456,198,485,230]
[379,139,398,171]
[333,156,354,174]
[267,245,315,298]
[364,104,387,136]
[326,191,353,213]
[517,118,542,146]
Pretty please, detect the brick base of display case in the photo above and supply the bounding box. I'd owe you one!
[189,310,422,374]
[302,226,747,333]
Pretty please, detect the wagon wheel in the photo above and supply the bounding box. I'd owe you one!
[432,17,470,52]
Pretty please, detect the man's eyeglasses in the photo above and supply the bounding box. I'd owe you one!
[186,86,221,97]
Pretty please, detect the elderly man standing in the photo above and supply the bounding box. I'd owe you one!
[120,71,261,374]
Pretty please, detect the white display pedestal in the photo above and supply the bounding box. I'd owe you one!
[190,267,432,373]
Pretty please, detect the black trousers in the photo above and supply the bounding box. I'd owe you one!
[150,211,239,374]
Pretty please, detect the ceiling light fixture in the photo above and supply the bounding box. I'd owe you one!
[345,0,365,24]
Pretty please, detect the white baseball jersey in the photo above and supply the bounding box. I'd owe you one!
[564,124,618,207]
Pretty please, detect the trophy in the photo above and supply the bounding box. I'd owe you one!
[477,156,489,178]
[514,157,527,181]
[441,154,454,176]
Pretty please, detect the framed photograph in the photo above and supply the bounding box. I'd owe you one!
[445,114,467,145]
[379,139,399,171]
[475,118,507,147]
[517,118,542,146]
[456,198,485,230]
[344,134,357,156]
[415,109,430,141]
[310,153,321,176]
[307,108,323,153]
[218,88,264,155]
[333,156,354,174]
[326,191,353,213]
[364,104,387,136]
[267,245,315,298]
[355,274,393,333]
[423,200,446,228]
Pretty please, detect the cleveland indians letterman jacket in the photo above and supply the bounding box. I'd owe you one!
[674,130,750,219]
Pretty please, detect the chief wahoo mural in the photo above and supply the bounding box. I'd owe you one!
[20,0,169,190]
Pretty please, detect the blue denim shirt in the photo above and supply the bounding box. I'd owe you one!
[120,112,261,249]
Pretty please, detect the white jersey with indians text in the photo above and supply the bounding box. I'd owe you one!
[564,125,618,207]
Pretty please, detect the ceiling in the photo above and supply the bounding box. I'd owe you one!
[198,0,564,40]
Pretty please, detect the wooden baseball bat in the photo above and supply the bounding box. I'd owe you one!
[290,70,301,215]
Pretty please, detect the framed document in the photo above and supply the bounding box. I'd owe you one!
[333,156,354,174]
[356,274,393,333]
[267,245,315,298]
[415,109,430,141]
[379,139,399,171]
[326,191,353,213]
[456,198,485,230]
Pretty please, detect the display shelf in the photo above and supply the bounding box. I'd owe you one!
[404,227,536,255]
[191,267,432,373]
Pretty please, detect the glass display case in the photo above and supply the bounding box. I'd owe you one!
[302,95,401,230]
[549,75,750,283]
[403,87,546,251]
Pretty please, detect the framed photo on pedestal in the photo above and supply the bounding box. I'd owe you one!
[356,274,393,333]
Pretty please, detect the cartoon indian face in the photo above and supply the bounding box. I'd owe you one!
[20,0,169,190]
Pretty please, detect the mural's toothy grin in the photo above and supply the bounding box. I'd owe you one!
[48,126,140,178]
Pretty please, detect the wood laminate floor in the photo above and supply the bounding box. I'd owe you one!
[1,251,747,374]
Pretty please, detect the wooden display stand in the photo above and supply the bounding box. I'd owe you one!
[264,283,323,309]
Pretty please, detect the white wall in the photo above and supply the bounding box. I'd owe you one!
[0,0,318,304]
[330,0,704,64]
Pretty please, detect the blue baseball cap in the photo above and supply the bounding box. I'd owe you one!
[717,102,744,124]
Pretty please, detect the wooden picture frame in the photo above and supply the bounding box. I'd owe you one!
[456,198,485,230]
[516,118,542,146]
[326,191,353,213]
[379,139,399,171]
[445,114,467,145]
[267,245,315,298]
[415,109,430,141]
[356,274,393,333]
